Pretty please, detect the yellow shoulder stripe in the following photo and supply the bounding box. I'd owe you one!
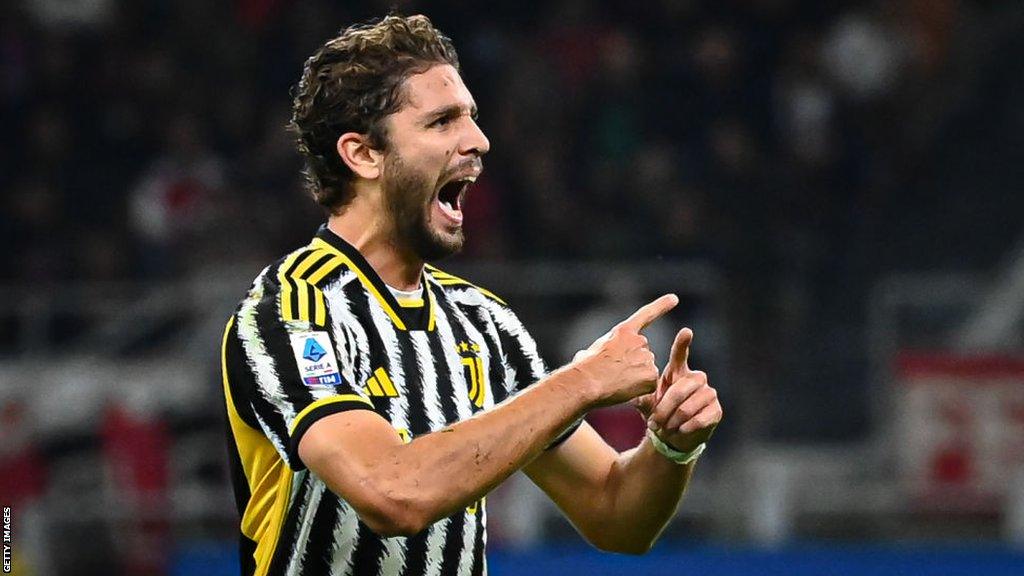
[426,265,506,305]
[279,247,345,326]
[277,250,305,322]
[310,237,408,330]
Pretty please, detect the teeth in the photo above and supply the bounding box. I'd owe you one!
[435,176,473,221]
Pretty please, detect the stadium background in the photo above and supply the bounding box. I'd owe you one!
[2,0,1024,574]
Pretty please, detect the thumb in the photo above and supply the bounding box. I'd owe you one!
[630,392,656,416]
[666,328,694,374]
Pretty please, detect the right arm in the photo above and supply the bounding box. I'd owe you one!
[298,294,678,537]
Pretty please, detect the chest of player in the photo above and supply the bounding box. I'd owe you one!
[344,313,503,438]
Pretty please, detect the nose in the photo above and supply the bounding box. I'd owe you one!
[460,117,490,157]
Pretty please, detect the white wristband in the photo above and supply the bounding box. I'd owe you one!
[647,430,705,465]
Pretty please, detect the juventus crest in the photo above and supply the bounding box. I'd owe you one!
[457,340,487,408]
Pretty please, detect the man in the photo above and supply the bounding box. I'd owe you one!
[221,14,722,576]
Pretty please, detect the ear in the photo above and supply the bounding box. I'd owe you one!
[336,132,384,181]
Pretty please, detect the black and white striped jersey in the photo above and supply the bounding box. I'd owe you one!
[221,226,571,576]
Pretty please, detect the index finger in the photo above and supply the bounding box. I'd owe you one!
[620,294,679,332]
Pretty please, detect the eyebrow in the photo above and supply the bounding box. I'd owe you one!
[423,103,478,123]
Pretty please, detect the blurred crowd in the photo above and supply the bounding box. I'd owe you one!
[2,0,1022,425]
[3,1,1024,572]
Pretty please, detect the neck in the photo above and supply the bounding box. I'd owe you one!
[327,205,423,292]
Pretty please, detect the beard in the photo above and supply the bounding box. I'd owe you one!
[381,150,465,262]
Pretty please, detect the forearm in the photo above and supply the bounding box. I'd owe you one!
[315,365,593,534]
[595,436,696,551]
[307,295,678,536]
[399,369,588,519]
[592,325,721,551]
[527,424,697,554]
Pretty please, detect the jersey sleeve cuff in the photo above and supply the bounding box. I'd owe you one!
[545,417,583,450]
[288,394,375,470]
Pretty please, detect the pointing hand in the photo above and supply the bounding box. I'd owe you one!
[633,327,722,453]
[571,294,679,408]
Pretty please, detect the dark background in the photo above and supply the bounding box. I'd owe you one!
[2,1,1024,574]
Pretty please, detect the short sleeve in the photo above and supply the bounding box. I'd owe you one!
[229,281,375,471]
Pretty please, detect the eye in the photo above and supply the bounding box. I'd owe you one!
[429,115,454,129]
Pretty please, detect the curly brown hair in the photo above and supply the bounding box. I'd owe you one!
[289,15,460,213]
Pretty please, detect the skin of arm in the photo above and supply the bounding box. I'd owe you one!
[524,423,695,555]
[525,327,722,555]
[298,295,679,537]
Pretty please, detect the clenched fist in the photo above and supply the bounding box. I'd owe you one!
[572,294,679,408]
[633,328,722,453]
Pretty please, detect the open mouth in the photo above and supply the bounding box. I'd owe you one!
[435,177,474,223]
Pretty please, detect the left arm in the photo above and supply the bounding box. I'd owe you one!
[524,328,722,554]
[525,422,696,554]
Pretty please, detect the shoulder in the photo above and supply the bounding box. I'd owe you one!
[239,240,358,326]
[425,264,508,307]
[276,239,356,292]
[425,264,536,338]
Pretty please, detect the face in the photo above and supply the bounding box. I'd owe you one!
[379,64,490,261]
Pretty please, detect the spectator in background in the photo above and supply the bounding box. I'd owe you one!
[0,399,47,576]
[4,177,66,283]
[128,112,226,277]
[821,7,908,104]
[0,399,47,509]
[1,0,1015,479]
